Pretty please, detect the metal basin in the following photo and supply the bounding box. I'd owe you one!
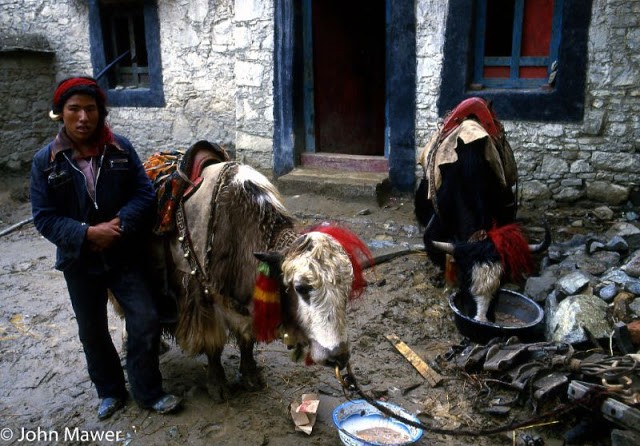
[332,399,423,446]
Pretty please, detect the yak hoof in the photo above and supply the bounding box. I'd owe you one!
[240,372,264,392]
[206,382,230,403]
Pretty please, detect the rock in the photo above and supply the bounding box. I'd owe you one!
[546,294,613,344]
[556,271,592,296]
[592,206,614,221]
[521,180,552,201]
[544,291,559,328]
[586,181,629,205]
[525,272,557,303]
[621,249,640,277]
[369,238,394,249]
[627,233,640,251]
[402,225,419,237]
[524,272,557,303]
[605,235,628,253]
[605,222,640,239]
[611,428,640,446]
[625,211,639,222]
[625,280,640,295]
[587,240,606,254]
[548,263,584,285]
[612,291,636,323]
[601,269,636,287]
[596,283,618,302]
[548,234,588,262]
[578,251,621,275]
[629,298,640,317]
[168,426,181,439]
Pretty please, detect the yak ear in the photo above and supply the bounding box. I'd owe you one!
[254,251,284,266]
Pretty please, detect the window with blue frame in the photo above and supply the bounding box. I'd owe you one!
[472,0,562,90]
[88,0,164,107]
[438,0,592,122]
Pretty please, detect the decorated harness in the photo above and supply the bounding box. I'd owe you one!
[143,140,230,235]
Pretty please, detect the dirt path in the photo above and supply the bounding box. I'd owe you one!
[0,173,576,446]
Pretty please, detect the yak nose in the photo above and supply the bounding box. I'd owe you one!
[327,343,350,369]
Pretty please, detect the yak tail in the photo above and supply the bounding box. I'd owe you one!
[487,224,533,282]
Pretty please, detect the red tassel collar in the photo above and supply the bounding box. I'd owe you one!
[305,223,373,299]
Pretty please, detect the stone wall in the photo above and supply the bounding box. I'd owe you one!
[0,35,58,169]
[0,0,92,169]
[510,0,640,207]
[414,0,640,207]
[1,0,638,207]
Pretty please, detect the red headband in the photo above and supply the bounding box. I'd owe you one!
[52,78,106,108]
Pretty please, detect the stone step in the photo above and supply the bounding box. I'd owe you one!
[300,153,388,172]
[275,167,389,204]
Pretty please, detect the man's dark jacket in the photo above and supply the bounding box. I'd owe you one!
[30,132,156,272]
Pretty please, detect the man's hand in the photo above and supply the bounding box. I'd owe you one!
[86,217,122,252]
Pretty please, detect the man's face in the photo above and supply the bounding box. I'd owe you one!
[62,94,100,145]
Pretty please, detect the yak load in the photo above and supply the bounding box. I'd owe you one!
[414,97,550,322]
[136,141,372,401]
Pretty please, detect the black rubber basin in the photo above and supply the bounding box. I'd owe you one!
[449,289,544,343]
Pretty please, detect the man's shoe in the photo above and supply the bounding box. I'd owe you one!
[151,394,182,414]
[97,397,124,420]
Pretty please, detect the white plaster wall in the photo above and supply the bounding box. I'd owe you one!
[1,0,638,206]
[0,0,274,168]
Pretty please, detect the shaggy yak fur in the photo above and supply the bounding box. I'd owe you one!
[153,161,371,401]
[415,121,549,322]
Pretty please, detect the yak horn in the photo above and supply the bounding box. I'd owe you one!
[424,215,455,253]
[529,220,552,253]
[431,241,455,254]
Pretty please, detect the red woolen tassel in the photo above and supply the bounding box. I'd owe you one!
[253,261,281,342]
[488,224,534,282]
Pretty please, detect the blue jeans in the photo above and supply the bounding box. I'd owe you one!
[64,266,164,406]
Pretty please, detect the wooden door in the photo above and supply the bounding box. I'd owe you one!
[308,0,386,156]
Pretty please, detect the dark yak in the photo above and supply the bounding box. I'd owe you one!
[414,98,550,322]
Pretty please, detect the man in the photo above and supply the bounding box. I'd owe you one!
[30,77,181,420]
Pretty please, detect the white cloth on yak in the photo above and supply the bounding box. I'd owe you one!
[418,119,517,201]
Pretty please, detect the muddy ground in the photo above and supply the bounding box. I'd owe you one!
[0,170,614,446]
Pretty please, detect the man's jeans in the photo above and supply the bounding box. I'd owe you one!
[64,266,164,406]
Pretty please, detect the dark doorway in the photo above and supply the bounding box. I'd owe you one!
[274,0,415,190]
[310,0,386,156]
